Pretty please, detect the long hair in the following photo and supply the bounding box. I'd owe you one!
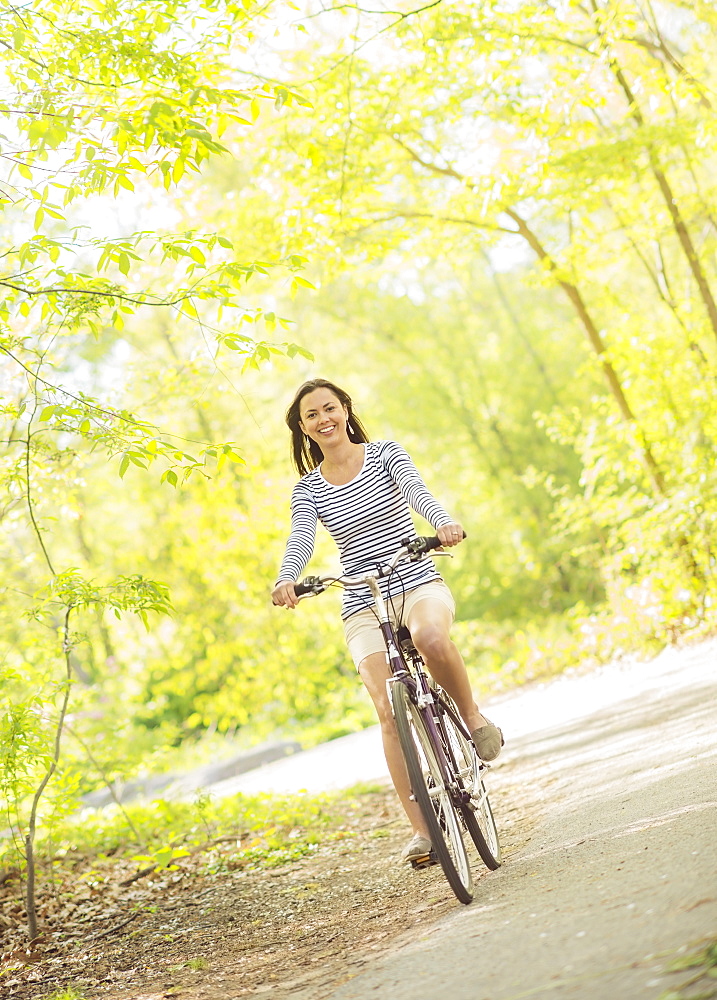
[286,378,370,476]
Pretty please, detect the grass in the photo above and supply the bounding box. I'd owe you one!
[0,783,386,895]
[3,786,334,867]
[659,939,717,1000]
[42,989,87,1000]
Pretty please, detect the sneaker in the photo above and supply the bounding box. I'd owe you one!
[471,720,504,762]
[401,833,432,862]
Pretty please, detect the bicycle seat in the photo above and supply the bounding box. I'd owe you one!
[397,625,417,656]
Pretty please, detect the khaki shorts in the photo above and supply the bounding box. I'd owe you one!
[343,580,456,669]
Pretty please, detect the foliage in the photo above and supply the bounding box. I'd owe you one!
[0,0,317,936]
[0,783,351,873]
[210,0,717,642]
[0,0,314,483]
[42,990,87,1000]
[659,939,717,1000]
[1,1,717,924]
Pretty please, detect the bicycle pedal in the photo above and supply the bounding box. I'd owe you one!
[410,851,437,870]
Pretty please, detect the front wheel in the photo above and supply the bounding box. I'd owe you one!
[391,681,474,904]
[467,771,501,869]
[438,695,502,870]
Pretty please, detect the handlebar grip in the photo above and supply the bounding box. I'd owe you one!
[294,576,324,597]
[406,532,467,554]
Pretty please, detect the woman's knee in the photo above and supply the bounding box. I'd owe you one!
[358,653,393,725]
[410,623,452,660]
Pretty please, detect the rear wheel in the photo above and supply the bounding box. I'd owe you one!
[391,681,473,904]
[438,697,501,870]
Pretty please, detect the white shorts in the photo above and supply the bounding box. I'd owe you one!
[343,580,456,669]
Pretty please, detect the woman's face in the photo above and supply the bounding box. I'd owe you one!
[298,387,349,448]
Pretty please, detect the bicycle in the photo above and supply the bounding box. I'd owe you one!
[294,535,501,905]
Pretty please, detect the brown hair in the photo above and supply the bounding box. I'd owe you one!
[286,378,369,476]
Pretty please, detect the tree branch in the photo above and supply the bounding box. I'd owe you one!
[25,606,74,939]
[23,415,55,577]
[390,134,465,183]
[0,279,192,309]
[302,1,443,85]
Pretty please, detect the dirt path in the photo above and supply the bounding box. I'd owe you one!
[292,638,717,1000]
[2,638,715,1000]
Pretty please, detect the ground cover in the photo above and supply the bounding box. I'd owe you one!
[0,779,524,1000]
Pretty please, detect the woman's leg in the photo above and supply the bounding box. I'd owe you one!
[406,598,490,734]
[358,651,431,839]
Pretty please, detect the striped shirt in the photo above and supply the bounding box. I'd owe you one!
[277,440,455,619]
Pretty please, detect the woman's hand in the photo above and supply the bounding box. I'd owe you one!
[272,580,299,609]
[436,522,465,548]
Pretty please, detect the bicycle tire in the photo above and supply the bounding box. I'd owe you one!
[391,681,474,904]
[437,696,502,870]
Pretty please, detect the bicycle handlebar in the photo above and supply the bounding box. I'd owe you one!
[292,533,466,598]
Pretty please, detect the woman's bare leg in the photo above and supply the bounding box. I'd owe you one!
[407,598,490,733]
[358,651,431,839]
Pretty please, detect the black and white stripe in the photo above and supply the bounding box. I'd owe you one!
[277,440,454,619]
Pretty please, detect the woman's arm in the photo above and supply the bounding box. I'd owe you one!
[273,481,318,607]
[380,441,462,543]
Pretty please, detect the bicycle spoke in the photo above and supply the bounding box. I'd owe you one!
[438,694,502,870]
[392,681,474,904]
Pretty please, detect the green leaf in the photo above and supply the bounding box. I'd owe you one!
[172,157,185,183]
[118,454,130,478]
[286,344,313,360]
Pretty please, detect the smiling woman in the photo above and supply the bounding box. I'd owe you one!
[271,377,503,864]
[284,378,370,478]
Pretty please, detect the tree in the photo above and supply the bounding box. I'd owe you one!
[181,0,717,642]
[0,0,316,937]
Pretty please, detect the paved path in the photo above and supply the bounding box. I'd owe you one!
[248,637,716,1000]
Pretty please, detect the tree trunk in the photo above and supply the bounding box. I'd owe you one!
[390,136,668,495]
[503,208,667,496]
[591,1,717,344]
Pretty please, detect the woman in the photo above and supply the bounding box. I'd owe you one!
[272,378,503,863]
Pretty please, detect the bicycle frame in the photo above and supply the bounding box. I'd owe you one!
[365,575,476,809]
[296,541,479,808]
[294,537,502,898]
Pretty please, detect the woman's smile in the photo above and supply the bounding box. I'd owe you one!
[299,387,349,445]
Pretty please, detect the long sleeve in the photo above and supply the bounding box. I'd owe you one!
[276,480,318,583]
[274,442,454,618]
[379,441,454,529]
